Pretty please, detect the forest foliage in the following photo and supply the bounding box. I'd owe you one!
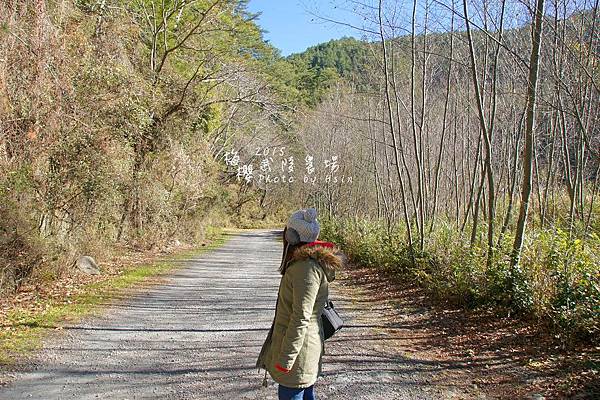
[309,1,599,342]
[0,0,598,342]
[0,0,320,292]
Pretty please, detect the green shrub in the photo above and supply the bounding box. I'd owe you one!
[324,217,599,342]
[521,229,599,340]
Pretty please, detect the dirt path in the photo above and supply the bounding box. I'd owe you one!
[0,229,484,399]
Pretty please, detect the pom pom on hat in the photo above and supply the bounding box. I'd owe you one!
[286,207,320,244]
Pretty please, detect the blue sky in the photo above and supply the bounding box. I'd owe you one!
[247,1,365,56]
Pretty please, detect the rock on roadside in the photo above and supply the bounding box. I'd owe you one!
[75,256,100,275]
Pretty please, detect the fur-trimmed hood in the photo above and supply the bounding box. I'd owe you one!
[288,245,342,282]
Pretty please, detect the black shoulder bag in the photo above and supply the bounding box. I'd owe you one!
[321,299,343,340]
[319,258,343,340]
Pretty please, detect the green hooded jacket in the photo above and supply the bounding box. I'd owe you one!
[256,244,342,388]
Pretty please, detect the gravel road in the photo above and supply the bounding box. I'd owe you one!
[0,229,482,399]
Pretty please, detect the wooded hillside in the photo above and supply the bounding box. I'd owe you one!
[1,0,598,348]
[0,0,319,292]
[269,1,599,344]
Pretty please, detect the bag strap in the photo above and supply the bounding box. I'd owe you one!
[313,260,330,306]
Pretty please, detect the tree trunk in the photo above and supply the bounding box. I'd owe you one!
[511,0,546,267]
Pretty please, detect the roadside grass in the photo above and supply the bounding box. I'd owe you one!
[0,227,229,366]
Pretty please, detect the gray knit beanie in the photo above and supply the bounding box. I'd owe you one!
[285,208,320,245]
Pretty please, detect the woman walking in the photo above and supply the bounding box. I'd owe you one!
[257,208,342,400]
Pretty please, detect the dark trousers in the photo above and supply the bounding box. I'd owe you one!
[278,384,315,400]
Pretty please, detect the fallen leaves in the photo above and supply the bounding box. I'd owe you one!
[338,262,600,399]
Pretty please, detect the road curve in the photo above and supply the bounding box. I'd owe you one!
[0,229,479,399]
